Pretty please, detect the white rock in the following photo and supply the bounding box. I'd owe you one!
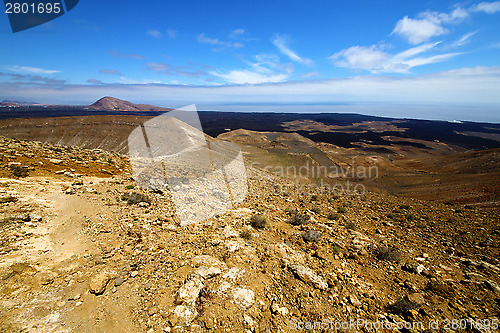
[290,264,328,290]
[222,225,239,238]
[232,288,255,309]
[192,266,221,279]
[178,277,203,306]
[271,303,289,316]
[225,239,243,252]
[191,255,226,270]
[221,267,243,282]
[171,305,197,326]
[243,314,256,327]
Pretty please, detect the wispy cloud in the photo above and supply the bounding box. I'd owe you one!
[472,1,500,14]
[107,50,145,60]
[452,31,478,47]
[7,65,60,75]
[330,42,461,73]
[87,78,103,84]
[1,72,66,86]
[147,62,207,78]
[146,29,163,38]
[210,69,289,84]
[272,35,312,65]
[167,29,177,39]
[211,53,293,84]
[197,33,244,49]
[229,29,245,39]
[99,69,122,76]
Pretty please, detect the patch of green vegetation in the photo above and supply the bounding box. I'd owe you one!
[240,230,252,239]
[375,246,401,262]
[337,207,348,214]
[287,213,311,226]
[332,244,341,254]
[388,297,420,316]
[345,221,357,230]
[250,215,268,229]
[310,206,321,214]
[327,212,338,220]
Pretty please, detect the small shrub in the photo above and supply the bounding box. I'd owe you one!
[375,246,401,262]
[327,212,338,220]
[310,206,321,214]
[287,213,311,226]
[125,185,135,190]
[285,208,298,216]
[425,281,454,298]
[332,244,341,254]
[399,204,411,210]
[240,230,252,239]
[250,215,267,229]
[388,297,420,315]
[310,194,318,201]
[121,192,151,205]
[302,230,322,242]
[337,207,347,214]
[11,165,29,178]
[345,221,357,230]
[406,214,417,221]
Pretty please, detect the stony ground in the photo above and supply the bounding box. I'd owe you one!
[0,136,499,333]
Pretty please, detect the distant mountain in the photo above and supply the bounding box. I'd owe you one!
[0,100,39,106]
[88,96,173,112]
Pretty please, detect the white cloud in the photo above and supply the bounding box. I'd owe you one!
[392,2,500,45]
[211,69,289,84]
[212,53,292,84]
[473,1,500,14]
[272,35,312,65]
[330,42,461,73]
[167,29,177,39]
[392,16,449,44]
[330,46,389,71]
[452,31,478,47]
[7,65,60,75]
[229,29,245,39]
[146,29,163,38]
[197,33,243,49]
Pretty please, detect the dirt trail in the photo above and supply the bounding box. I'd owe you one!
[0,177,141,332]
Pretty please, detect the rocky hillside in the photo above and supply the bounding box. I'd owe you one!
[0,135,499,332]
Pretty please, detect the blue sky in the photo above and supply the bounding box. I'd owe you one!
[1,0,500,122]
